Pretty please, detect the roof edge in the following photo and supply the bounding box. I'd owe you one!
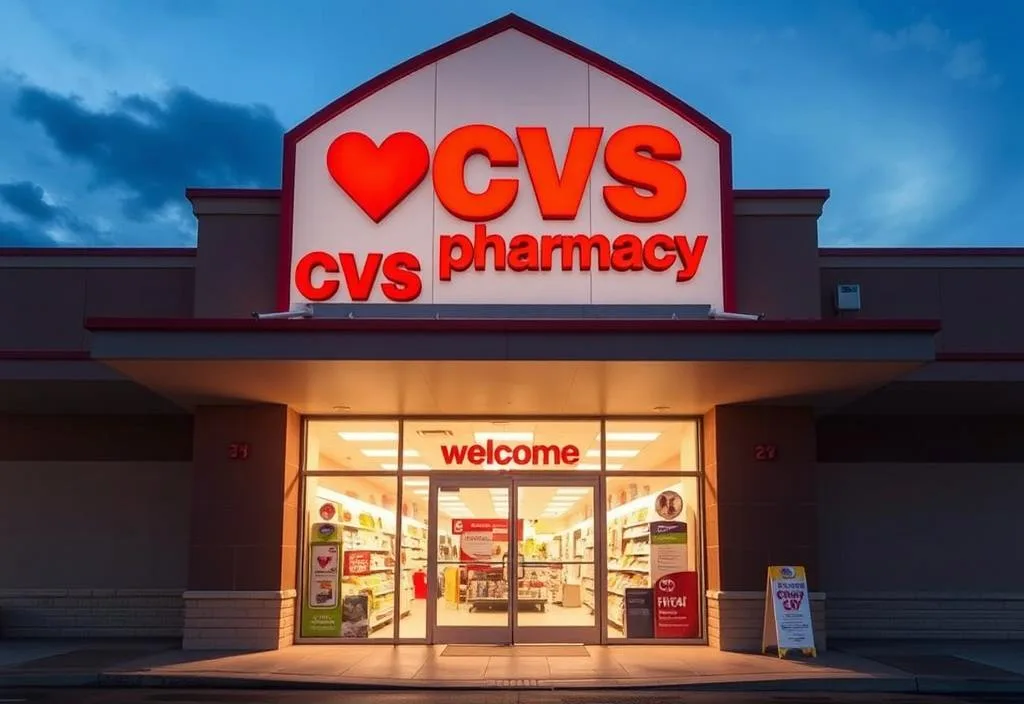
[84,316,942,334]
[821,247,1024,258]
[0,247,196,258]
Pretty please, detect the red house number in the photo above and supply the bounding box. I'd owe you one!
[754,444,777,461]
[227,442,250,460]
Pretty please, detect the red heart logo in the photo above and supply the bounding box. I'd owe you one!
[317,555,331,568]
[326,131,430,223]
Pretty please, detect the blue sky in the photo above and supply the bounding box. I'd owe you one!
[0,0,1020,248]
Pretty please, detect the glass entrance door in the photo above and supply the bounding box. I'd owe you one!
[512,478,600,644]
[428,476,601,645]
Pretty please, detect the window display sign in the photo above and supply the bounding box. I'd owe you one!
[624,587,654,639]
[451,518,524,542]
[343,550,372,576]
[459,530,494,562]
[300,528,342,637]
[649,521,698,638]
[762,565,817,658]
[341,594,370,638]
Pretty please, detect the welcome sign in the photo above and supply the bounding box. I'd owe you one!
[281,16,731,310]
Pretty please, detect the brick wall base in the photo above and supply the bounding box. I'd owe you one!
[183,590,296,650]
[707,590,827,653]
[0,589,183,638]
[828,592,1024,640]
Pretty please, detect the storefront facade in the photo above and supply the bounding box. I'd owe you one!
[3,14,1024,653]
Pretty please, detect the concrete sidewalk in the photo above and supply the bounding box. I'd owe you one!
[2,640,1024,693]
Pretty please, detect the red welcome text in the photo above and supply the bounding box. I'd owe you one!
[440,440,580,467]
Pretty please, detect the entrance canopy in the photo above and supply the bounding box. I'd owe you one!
[85,318,939,414]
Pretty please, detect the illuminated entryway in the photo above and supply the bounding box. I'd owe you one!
[430,474,601,644]
[298,417,704,645]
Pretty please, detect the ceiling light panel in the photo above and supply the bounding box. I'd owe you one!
[339,431,399,441]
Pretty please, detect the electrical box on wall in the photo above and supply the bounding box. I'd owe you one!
[835,283,862,311]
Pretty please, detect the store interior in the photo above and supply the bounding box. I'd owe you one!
[301,420,700,641]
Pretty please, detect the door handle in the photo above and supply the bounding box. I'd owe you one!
[502,553,508,581]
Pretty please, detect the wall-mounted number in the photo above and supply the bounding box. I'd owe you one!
[228,442,251,460]
[754,444,778,461]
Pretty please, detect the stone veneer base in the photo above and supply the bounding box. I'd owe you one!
[827,592,1024,639]
[182,589,296,651]
[707,590,827,653]
[0,589,184,638]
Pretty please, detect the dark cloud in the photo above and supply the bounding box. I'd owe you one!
[12,85,284,221]
[0,219,57,247]
[0,180,110,246]
[0,181,56,222]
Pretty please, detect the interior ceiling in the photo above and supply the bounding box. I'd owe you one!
[314,475,684,528]
[310,418,696,472]
[105,359,919,415]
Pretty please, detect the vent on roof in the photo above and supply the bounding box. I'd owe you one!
[417,429,454,437]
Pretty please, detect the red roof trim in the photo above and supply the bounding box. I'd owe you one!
[85,317,941,334]
[185,188,281,200]
[734,189,830,200]
[0,349,91,360]
[276,13,736,314]
[821,247,1024,258]
[0,248,196,257]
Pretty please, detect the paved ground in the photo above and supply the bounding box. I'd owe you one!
[0,689,1022,703]
[2,640,1024,694]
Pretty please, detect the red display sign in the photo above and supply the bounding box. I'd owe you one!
[343,550,371,576]
[293,123,710,304]
[653,570,699,638]
[451,518,524,539]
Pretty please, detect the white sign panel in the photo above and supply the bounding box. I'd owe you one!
[282,18,731,310]
[762,565,817,658]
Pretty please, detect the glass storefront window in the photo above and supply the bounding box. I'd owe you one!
[399,476,430,638]
[605,474,701,640]
[603,420,698,471]
[305,420,402,471]
[403,419,601,471]
[300,475,399,639]
[299,418,703,644]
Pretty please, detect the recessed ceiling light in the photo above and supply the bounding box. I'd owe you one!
[413,489,428,495]
[601,432,661,442]
[381,463,431,470]
[573,463,623,470]
[361,448,420,458]
[331,405,351,412]
[339,431,399,441]
[585,449,639,458]
[475,432,534,442]
[404,479,429,487]
[556,488,590,495]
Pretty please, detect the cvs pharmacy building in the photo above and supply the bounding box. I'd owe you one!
[4,14,1022,652]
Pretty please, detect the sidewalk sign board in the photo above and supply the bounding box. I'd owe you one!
[762,565,816,658]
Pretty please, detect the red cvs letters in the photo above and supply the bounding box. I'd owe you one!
[295,123,708,303]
